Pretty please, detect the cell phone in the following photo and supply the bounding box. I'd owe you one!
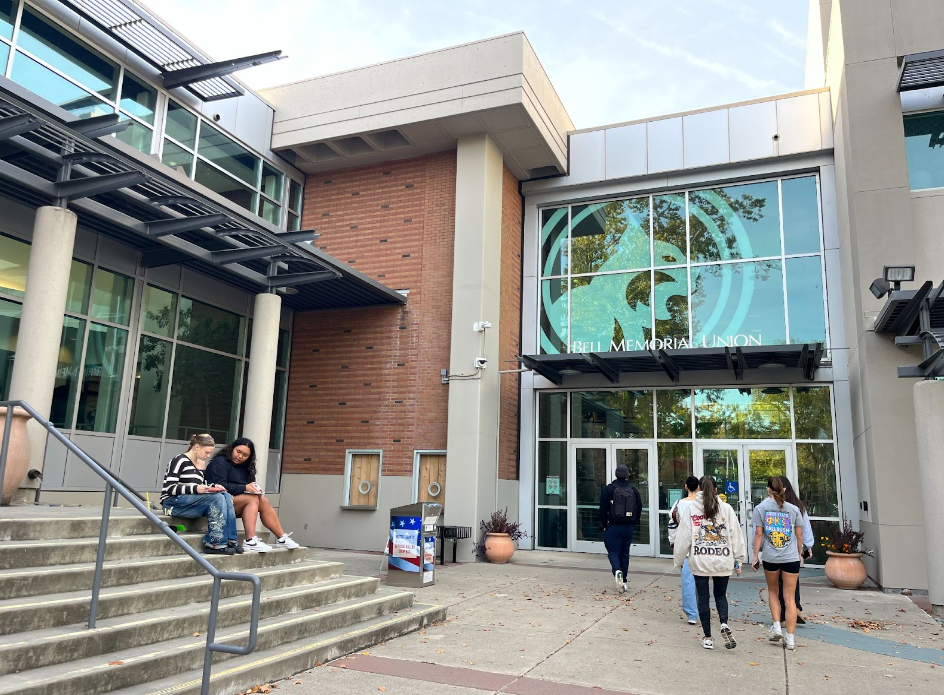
[751,559,760,571]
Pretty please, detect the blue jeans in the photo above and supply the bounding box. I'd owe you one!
[681,557,698,620]
[604,524,634,578]
[164,492,237,548]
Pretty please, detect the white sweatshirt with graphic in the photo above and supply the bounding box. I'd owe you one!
[673,492,746,577]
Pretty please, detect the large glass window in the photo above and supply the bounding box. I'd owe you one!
[0,233,30,298]
[694,387,791,439]
[177,297,245,355]
[17,7,117,99]
[570,390,653,439]
[198,123,259,186]
[0,0,14,40]
[166,345,241,442]
[128,336,171,438]
[10,51,112,119]
[75,323,127,432]
[50,317,84,429]
[539,176,826,354]
[0,298,19,399]
[904,111,944,191]
[90,269,133,326]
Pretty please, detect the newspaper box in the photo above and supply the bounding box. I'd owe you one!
[386,502,443,588]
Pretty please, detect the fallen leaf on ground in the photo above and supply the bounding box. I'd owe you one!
[107,661,123,666]
[378,687,387,692]
[192,632,200,637]
[748,662,759,666]
[293,681,303,686]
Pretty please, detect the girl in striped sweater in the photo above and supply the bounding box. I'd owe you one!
[161,433,240,555]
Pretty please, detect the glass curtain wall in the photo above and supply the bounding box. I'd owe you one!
[0,1,303,227]
[540,176,827,354]
[536,386,841,564]
[0,233,132,432]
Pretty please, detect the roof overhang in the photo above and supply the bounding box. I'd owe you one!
[518,344,824,386]
[63,0,282,102]
[897,50,944,92]
[873,280,944,379]
[0,77,405,311]
[260,33,574,180]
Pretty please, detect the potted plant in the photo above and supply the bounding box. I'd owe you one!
[476,508,527,563]
[821,516,869,590]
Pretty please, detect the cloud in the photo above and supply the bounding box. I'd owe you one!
[769,18,806,47]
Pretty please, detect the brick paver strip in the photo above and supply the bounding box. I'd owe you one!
[333,654,640,694]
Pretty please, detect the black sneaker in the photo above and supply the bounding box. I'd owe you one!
[796,615,806,625]
[204,545,237,555]
[228,542,245,554]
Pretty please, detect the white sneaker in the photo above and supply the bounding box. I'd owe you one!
[615,570,624,591]
[784,633,796,651]
[621,582,628,594]
[687,618,699,625]
[720,623,736,650]
[702,637,714,649]
[768,624,783,642]
[243,536,272,552]
[276,532,300,550]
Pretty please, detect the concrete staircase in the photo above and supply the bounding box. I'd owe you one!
[0,506,445,694]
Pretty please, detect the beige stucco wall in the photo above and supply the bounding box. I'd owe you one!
[813,0,944,590]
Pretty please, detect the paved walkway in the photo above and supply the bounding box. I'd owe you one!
[245,548,944,695]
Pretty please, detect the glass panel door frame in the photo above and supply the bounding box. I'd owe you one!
[695,441,795,549]
[569,440,656,556]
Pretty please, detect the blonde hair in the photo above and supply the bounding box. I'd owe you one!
[187,433,215,451]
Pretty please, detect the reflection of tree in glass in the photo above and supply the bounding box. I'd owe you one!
[140,306,173,391]
[571,199,650,274]
[689,187,769,262]
[656,389,692,438]
[694,388,789,439]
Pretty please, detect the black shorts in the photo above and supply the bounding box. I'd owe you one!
[763,560,801,574]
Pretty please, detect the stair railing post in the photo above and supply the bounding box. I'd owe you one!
[0,405,12,503]
[201,575,223,695]
[88,480,113,629]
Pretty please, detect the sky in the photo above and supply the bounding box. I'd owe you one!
[147,0,810,129]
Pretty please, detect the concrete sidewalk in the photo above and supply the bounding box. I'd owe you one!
[251,549,944,695]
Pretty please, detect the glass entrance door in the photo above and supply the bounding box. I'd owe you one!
[696,443,793,549]
[570,442,655,555]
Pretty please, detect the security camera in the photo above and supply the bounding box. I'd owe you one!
[474,357,488,369]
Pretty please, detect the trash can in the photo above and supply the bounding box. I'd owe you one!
[387,502,443,588]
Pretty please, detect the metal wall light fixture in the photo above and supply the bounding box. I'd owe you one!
[870,265,916,298]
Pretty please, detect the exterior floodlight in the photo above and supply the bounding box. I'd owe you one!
[869,278,890,299]
[883,265,916,290]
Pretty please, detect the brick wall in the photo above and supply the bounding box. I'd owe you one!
[284,152,457,477]
[498,166,523,480]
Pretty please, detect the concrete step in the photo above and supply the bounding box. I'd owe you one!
[114,602,447,695]
[0,511,207,541]
[0,575,380,676]
[0,543,302,600]
[0,558,340,635]
[0,530,258,570]
[0,589,433,695]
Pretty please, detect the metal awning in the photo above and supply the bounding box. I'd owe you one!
[897,50,944,92]
[0,78,406,311]
[518,344,824,386]
[874,280,944,378]
[64,0,282,101]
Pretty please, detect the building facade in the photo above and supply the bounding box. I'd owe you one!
[2,0,944,609]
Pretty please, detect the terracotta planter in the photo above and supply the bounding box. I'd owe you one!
[484,533,515,563]
[0,406,32,506]
[824,551,867,589]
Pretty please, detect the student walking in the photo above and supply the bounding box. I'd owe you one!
[599,464,642,594]
[668,476,701,625]
[751,477,804,651]
[776,476,814,625]
[673,476,745,650]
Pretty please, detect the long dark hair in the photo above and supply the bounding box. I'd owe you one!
[700,475,720,522]
[218,437,257,480]
[778,476,807,516]
[768,476,786,509]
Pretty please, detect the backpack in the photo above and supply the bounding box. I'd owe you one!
[609,485,640,523]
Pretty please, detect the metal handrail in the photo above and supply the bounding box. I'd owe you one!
[0,399,261,695]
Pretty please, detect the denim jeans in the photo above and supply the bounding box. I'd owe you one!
[694,575,730,638]
[164,492,237,548]
[681,557,698,621]
[603,524,634,578]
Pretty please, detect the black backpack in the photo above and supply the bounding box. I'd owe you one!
[609,485,640,523]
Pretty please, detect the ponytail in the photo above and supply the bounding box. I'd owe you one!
[768,476,786,509]
[187,433,215,451]
[700,475,720,522]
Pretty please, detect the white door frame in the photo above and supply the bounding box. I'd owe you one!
[568,440,657,556]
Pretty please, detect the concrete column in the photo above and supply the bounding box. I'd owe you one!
[912,379,944,616]
[443,134,504,560]
[242,292,282,488]
[8,206,78,482]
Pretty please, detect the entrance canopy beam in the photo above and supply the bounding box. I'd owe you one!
[583,352,620,384]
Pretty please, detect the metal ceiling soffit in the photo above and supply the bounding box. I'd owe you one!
[875,279,944,379]
[517,344,825,386]
[64,0,282,101]
[0,84,349,295]
[897,49,944,92]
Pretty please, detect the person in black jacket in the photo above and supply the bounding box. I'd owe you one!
[205,437,300,551]
[599,464,641,594]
